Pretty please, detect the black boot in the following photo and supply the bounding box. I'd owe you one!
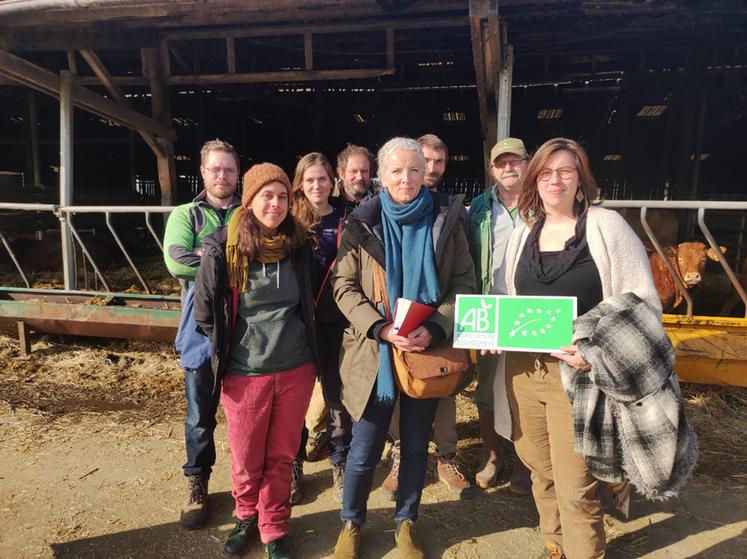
[224,516,258,556]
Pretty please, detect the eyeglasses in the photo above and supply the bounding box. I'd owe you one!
[493,158,525,169]
[537,166,577,183]
[205,166,237,177]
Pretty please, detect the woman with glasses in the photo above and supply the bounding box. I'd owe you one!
[194,163,318,559]
[291,152,352,503]
[490,138,659,559]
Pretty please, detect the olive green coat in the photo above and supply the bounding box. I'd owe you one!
[331,191,475,421]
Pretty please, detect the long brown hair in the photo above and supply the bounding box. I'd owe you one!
[291,152,335,232]
[518,138,599,223]
[237,200,306,259]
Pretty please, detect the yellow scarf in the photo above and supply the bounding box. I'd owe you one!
[226,208,290,292]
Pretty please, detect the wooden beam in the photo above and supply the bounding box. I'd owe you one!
[17,321,31,356]
[226,36,236,74]
[162,16,467,41]
[0,50,176,140]
[66,50,77,74]
[142,45,177,206]
[304,32,313,71]
[79,48,164,159]
[469,0,492,175]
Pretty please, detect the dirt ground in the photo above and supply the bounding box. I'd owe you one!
[1,334,746,559]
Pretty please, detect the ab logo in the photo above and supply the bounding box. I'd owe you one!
[460,298,495,333]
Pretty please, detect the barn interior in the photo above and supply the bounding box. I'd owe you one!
[0,0,745,207]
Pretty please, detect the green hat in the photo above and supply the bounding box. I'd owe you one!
[490,138,527,163]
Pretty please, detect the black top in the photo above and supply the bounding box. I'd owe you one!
[515,244,604,316]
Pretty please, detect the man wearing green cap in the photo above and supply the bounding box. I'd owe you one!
[467,137,532,493]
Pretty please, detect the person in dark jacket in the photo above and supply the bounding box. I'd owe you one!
[194,163,318,559]
[292,152,351,503]
[331,137,475,559]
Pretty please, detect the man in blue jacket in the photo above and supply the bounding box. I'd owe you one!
[164,139,241,528]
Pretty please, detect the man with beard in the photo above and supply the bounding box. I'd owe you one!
[380,133,474,500]
[418,133,448,191]
[467,137,532,494]
[336,144,374,208]
[164,139,241,528]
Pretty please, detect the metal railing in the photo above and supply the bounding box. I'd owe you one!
[0,202,174,294]
[1,200,746,317]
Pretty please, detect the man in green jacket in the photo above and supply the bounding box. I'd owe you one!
[467,137,531,493]
[164,139,241,528]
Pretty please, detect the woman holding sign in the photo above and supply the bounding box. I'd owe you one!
[331,137,474,558]
[495,138,659,559]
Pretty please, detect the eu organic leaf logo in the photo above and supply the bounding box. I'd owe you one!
[509,307,564,338]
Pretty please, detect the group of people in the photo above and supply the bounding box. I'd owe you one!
[163,133,666,559]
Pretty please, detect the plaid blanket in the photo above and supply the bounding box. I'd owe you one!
[559,292,698,500]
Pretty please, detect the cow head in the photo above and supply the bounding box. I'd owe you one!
[676,242,727,287]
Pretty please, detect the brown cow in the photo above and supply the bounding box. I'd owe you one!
[648,241,726,313]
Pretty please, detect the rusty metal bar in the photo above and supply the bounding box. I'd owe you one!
[697,208,747,319]
[105,211,151,294]
[0,231,31,288]
[639,206,694,317]
[145,212,164,252]
[66,216,111,291]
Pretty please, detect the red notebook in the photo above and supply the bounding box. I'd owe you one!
[392,298,437,337]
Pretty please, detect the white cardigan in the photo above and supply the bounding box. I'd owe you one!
[490,205,661,439]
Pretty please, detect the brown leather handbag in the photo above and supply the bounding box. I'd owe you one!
[372,263,472,399]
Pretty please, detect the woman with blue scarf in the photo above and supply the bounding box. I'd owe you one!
[331,137,475,558]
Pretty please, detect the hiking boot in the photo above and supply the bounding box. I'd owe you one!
[380,447,399,501]
[332,462,345,503]
[509,460,532,496]
[181,474,209,529]
[266,536,292,559]
[537,543,566,559]
[436,455,473,499]
[289,459,304,506]
[394,519,425,559]
[305,431,329,462]
[223,516,258,556]
[333,520,360,559]
[475,451,505,489]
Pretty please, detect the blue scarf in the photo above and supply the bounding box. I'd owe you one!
[374,188,441,404]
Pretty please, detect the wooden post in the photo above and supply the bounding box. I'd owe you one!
[497,43,514,141]
[59,70,75,291]
[142,45,177,206]
[304,32,313,71]
[17,321,31,356]
[226,36,236,74]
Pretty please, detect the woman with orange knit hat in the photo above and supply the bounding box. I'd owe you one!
[194,162,318,559]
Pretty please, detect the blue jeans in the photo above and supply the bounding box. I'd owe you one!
[183,361,220,478]
[341,390,438,525]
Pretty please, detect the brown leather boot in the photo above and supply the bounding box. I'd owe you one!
[180,475,209,529]
[394,520,425,559]
[380,446,399,501]
[475,409,505,489]
[333,520,360,559]
[436,454,473,499]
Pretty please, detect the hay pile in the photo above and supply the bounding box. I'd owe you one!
[0,334,183,420]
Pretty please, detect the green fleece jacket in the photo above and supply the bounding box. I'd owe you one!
[163,190,241,285]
